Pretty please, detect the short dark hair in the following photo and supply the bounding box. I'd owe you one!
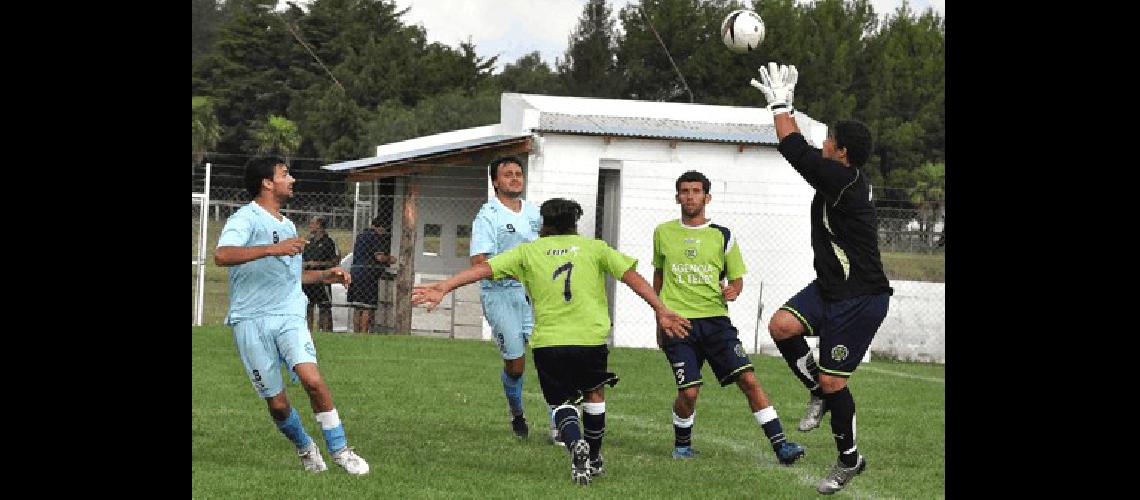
[244,156,285,199]
[539,198,583,236]
[371,215,385,228]
[831,120,873,168]
[675,170,711,194]
[488,156,523,190]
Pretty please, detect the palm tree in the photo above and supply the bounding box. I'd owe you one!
[192,96,222,168]
[252,114,301,166]
[908,162,945,247]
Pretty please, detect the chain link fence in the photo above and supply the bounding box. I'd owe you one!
[193,157,943,362]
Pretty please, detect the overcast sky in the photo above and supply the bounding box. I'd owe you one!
[279,1,945,72]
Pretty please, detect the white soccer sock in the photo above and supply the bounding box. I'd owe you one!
[582,402,606,415]
[314,409,341,429]
[672,410,695,428]
[754,406,778,425]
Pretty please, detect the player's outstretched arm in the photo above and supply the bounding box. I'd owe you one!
[215,238,308,267]
[411,263,493,312]
[620,268,691,339]
[749,62,800,140]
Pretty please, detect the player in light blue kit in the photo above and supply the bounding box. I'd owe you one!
[214,156,370,475]
[469,156,550,441]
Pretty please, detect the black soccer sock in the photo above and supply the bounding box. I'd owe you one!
[754,407,787,452]
[553,405,582,449]
[822,387,859,467]
[672,410,694,448]
[775,337,823,397]
[582,402,606,460]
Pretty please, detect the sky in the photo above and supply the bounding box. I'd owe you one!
[279,1,945,73]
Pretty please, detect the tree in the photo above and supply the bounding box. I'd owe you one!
[857,1,944,181]
[498,52,562,95]
[558,0,623,98]
[908,161,944,246]
[362,87,501,147]
[192,0,225,63]
[192,96,222,167]
[294,85,369,162]
[193,0,308,154]
[251,115,302,165]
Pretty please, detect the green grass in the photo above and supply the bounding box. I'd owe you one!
[193,326,944,498]
[881,251,945,282]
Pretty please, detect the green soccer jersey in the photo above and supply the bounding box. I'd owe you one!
[653,219,747,319]
[488,234,637,348]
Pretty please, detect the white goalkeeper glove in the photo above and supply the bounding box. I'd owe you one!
[750,62,798,115]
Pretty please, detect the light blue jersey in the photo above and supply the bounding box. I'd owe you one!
[470,196,541,290]
[217,202,308,325]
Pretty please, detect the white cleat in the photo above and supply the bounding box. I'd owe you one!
[799,395,827,432]
[817,455,866,494]
[332,446,370,475]
[569,440,591,485]
[298,440,327,472]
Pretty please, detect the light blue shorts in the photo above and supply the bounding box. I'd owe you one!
[231,315,318,398]
[481,287,534,360]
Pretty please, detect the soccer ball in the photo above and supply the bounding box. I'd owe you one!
[721,9,765,53]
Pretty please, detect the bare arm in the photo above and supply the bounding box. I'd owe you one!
[620,268,690,339]
[302,267,351,285]
[722,277,744,302]
[411,263,494,312]
[773,112,800,142]
[470,254,488,266]
[653,268,663,295]
[215,238,306,267]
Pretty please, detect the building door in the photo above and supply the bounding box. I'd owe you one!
[596,165,621,345]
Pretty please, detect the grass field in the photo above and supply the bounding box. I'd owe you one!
[880,252,945,283]
[192,326,944,498]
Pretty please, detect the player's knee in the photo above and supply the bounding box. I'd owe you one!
[678,386,700,403]
[297,371,328,395]
[819,374,848,393]
[504,358,525,378]
[735,370,759,391]
[266,395,291,417]
[768,312,803,340]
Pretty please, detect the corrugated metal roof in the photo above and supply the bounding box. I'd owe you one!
[533,113,778,145]
[321,133,528,172]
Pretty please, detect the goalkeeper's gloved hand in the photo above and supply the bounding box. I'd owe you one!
[749,62,798,116]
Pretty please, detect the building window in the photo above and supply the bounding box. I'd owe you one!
[456,224,471,258]
[423,224,441,256]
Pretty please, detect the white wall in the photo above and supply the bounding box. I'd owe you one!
[391,167,486,276]
[528,134,818,352]
[527,133,945,364]
[870,280,945,363]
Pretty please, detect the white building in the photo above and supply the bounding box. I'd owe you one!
[322,93,944,362]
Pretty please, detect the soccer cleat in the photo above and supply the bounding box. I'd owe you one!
[775,441,806,465]
[331,446,370,475]
[550,425,565,447]
[297,440,327,472]
[569,440,592,485]
[817,455,866,494]
[671,446,701,459]
[587,455,605,477]
[511,415,529,439]
[798,395,828,432]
